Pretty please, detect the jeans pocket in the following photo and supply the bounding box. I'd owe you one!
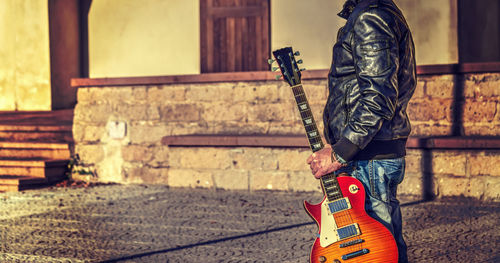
[371,158,405,203]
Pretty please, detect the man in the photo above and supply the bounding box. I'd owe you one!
[306,0,416,262]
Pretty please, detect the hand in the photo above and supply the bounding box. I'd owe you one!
[306,144,344,179]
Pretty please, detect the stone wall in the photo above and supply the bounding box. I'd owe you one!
[73,73,500,200]
[409,73,500,136]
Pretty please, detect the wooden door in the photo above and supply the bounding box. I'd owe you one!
[200,0,270,73]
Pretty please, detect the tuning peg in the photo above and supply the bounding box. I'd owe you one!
[294,51,301,56]
[297,59,303,64]
[275,75,282,80]
[272,67,279,72]
[300,68,306,71]
[268,58,275,64]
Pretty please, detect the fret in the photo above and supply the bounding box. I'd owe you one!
[324,185,338,192]
[328,189,342,197]
[327,193,341,201]
[295,97,307,104]
[304,122,316,127]
[322,177,335,185]
[304,125,318,133]
[294,93,306,99]
[308,135,322,143]
[304,124,317,130]
[310,138,321,145]
[293,92,305,98]
[299,111,313,119]
[295,98,307,106]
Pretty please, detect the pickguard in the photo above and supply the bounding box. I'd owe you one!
[319,199,340,247]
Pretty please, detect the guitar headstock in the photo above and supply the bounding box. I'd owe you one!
[270,47,305,86]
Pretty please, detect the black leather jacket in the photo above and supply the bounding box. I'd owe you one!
[324,0,417,162]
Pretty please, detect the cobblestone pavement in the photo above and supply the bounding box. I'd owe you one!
[0,184,498,263]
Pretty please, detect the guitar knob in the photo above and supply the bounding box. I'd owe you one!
[333,260,341,263]
[318,256,327,262]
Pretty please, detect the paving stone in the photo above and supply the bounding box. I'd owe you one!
[0,184,498,262]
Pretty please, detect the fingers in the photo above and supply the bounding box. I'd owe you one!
[314,168,323,179]
[306,153,316,164]
[313,162,343,179]
[307,147,340,179]
[314,166,330,179]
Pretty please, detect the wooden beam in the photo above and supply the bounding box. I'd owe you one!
[162,135,309,148]
[162,135,500,150]
[72,62,500,88]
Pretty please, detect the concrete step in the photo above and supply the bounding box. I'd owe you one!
[0,175,49,192]
[0,109,73,124]
[0,158,69,178]
[0,142,71,159]
[0,124,72,132]
[0,130,72,143]
[0,110,73,143]
[0,110,73,192]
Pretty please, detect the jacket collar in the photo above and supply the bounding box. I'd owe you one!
[338,0,359,19]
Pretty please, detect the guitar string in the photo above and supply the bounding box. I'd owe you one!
[288,68,373,255]
[293,87,357,217]
[293,85,363,255]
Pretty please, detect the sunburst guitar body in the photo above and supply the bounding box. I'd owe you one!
[304,175,398,262]
[271,47,398,262]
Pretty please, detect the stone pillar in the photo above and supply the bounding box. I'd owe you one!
[49,0,82,109]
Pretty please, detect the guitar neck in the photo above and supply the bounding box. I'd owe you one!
[291,84,343,201]
[291,84,324,152]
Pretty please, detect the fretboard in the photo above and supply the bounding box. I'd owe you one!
[291,85,324,152]
[291,84,343,201]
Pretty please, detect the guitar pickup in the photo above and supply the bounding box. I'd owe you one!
[324,197,352,215]
[336,223,361,240]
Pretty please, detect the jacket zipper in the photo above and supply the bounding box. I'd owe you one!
[344,83,352,126]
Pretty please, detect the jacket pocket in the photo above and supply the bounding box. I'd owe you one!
[357,39,391,75]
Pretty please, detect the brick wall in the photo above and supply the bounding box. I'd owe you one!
[72,73,500,200]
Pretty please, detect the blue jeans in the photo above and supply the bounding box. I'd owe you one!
[335,158,408,263]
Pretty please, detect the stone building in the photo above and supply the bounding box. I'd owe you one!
[0,0,499,200]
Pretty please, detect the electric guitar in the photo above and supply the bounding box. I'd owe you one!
[271,47,398,263]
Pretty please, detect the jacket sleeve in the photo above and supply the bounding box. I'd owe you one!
[332,8,399,162]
